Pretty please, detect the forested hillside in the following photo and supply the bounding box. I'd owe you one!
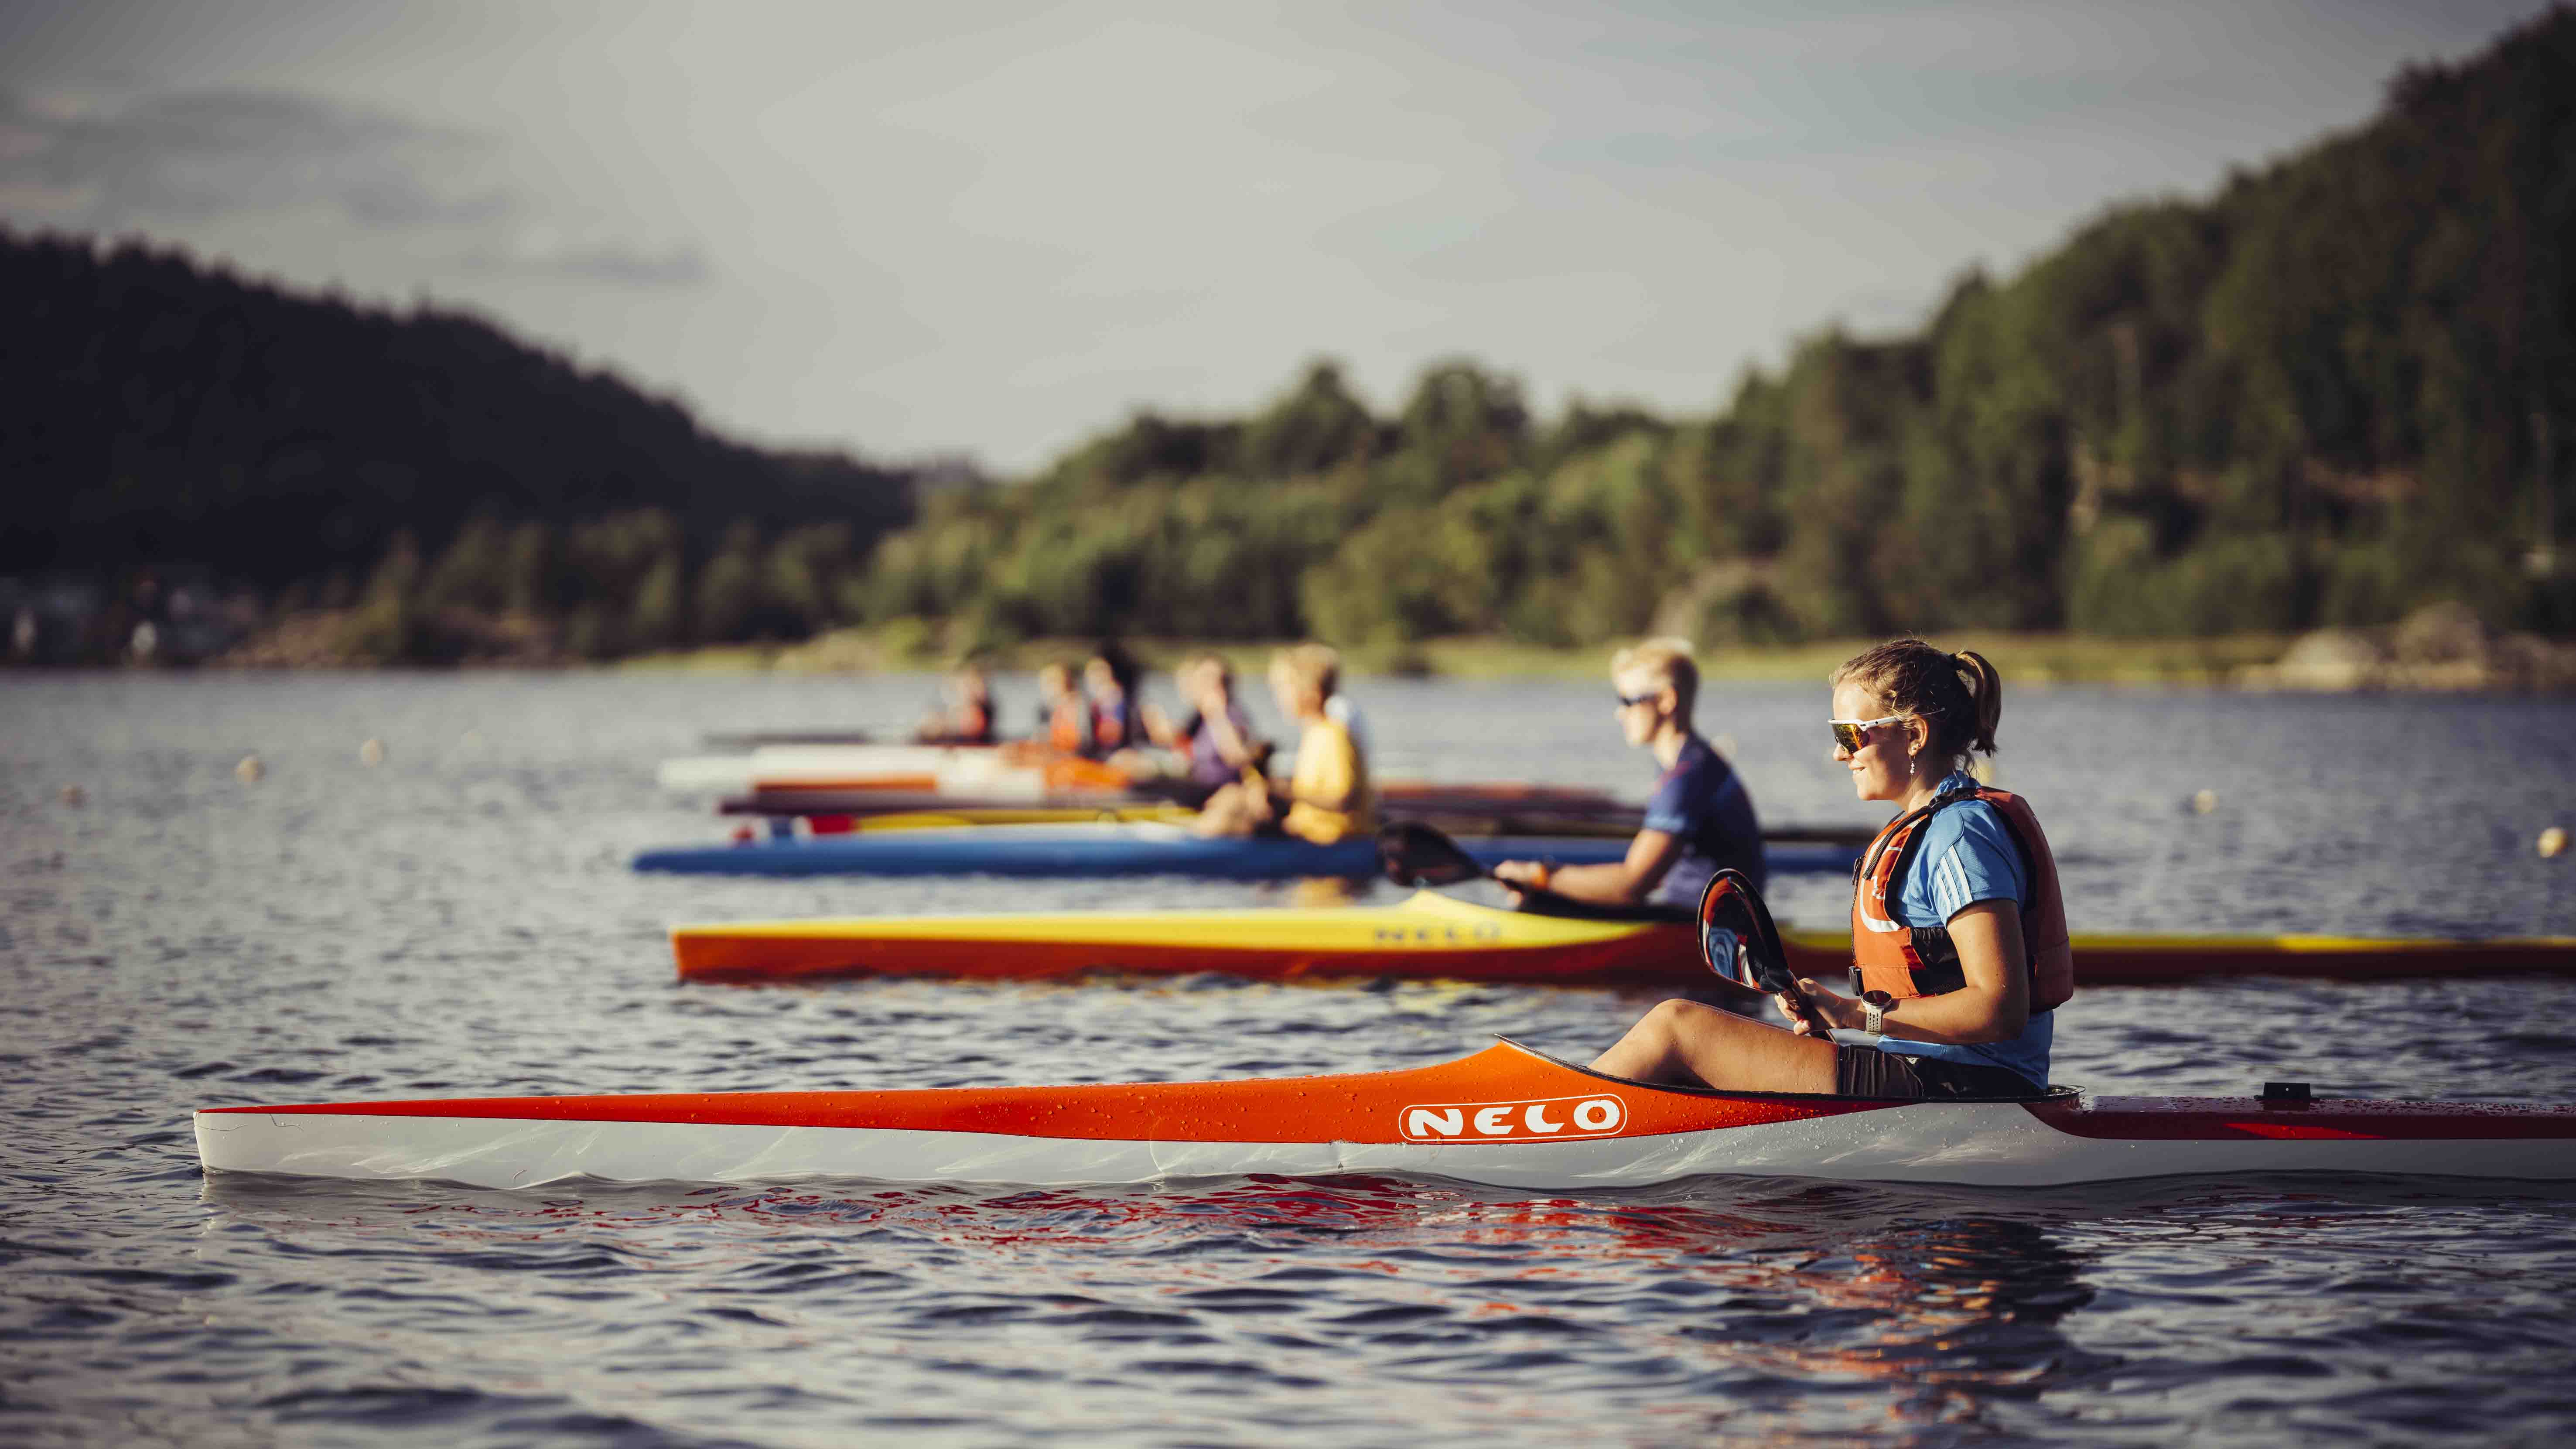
[863,7,2576,650]
[1,233,917,660]
[7,8,2570,665]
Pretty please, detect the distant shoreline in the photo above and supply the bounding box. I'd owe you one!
[75,601,2554,694]
[594,628,2296,687]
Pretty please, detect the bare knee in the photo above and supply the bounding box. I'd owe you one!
[1193,785,1255,837]
[1640,998,1711,1034]
[1622,998,1715,1055]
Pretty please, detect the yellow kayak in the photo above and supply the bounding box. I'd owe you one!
[672,892,2576,988]
[675,890,1695,985]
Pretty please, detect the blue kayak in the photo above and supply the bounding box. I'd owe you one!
[630,822,1863,882]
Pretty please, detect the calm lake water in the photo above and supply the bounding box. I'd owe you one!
[4,669,2574,1447]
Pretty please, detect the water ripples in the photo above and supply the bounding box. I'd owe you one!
[5,672,2575,1445]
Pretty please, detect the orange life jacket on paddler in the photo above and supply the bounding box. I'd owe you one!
[1850,785,2073,1011]
[1047,699,1090,754]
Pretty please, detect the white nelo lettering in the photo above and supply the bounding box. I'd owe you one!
[1573,1097,1622,1131]
[1398,1093,1631,1142]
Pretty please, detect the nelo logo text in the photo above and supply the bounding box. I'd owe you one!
[1398,1094,1627,1143]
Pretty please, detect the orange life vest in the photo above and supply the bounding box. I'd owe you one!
[1047,700,1090,754]
[1849,785,2073,1011]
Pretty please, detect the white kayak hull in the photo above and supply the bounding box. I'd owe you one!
[195,1040,2576,1193]
[192,1097,2573,1193]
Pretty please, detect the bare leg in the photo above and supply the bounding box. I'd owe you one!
[1191,783,1260,837]
[1590,999,1840,1094]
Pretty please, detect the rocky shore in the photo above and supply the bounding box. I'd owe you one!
[2236,602,2576,692]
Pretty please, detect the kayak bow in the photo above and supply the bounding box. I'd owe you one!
[194,1039,2576,1190]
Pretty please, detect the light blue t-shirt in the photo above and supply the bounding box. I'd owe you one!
[1874,771,2053,1088]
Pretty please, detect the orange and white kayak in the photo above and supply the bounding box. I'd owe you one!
[670,891,2576,988]
[659,744,1658,830]
[193,1038,2576,1191]
[656,743,1121,797]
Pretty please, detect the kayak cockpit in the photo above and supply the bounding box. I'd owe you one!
[1489,1035,2078,1106]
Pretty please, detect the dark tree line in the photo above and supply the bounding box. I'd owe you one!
[8,8,2573,663]
[1,229,917,659]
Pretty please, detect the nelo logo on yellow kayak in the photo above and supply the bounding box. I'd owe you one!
[1400,1094,1627,1142]
[1372,921,1507,946]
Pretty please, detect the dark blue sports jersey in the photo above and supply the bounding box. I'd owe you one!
[1641,734,1765,906]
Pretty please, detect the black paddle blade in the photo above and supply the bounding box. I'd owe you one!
[1377,821,1486,887]
[1698,868,1835,1038]
[1698,868,1785,990]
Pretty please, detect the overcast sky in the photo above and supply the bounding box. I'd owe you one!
[0,0,2552,472]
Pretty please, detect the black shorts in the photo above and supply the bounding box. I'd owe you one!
[1835,1046,2042,1100]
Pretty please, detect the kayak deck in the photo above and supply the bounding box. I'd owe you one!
[195,1040,2576,1191]
[676,891,1695,984]
[631,824,1865,881]
[671,891,2576,988]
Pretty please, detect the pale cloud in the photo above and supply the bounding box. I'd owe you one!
[0,84,504,226]
[458,232,709,288]
[0,80,705,290]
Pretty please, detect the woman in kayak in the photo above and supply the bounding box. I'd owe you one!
[1037,661,1091,754]
[1169,653,1266,797]
[1192,642,1374,844]
[1589,640,2067,1098]
[1082,641,1153,761]
[912,660,997,744]
[1495,638,1763,908]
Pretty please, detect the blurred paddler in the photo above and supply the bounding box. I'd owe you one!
[1495,638,1764,908]
[1168,653,1268,797]
[911,659,997,745]
[1192,642,1374,844]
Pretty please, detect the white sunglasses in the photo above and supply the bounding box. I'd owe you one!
[1827,714,1916,752]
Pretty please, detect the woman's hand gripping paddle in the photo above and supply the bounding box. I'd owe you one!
[1698,868,1837,1039]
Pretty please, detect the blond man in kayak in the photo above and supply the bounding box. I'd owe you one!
[1496,638,1763,908]
[1591,640,2069,1100]
[1192,643,1374,844]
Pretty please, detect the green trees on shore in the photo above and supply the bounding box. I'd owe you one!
[7,10,2570,664]
[1,230,916,661]
[860,10,2573,651]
